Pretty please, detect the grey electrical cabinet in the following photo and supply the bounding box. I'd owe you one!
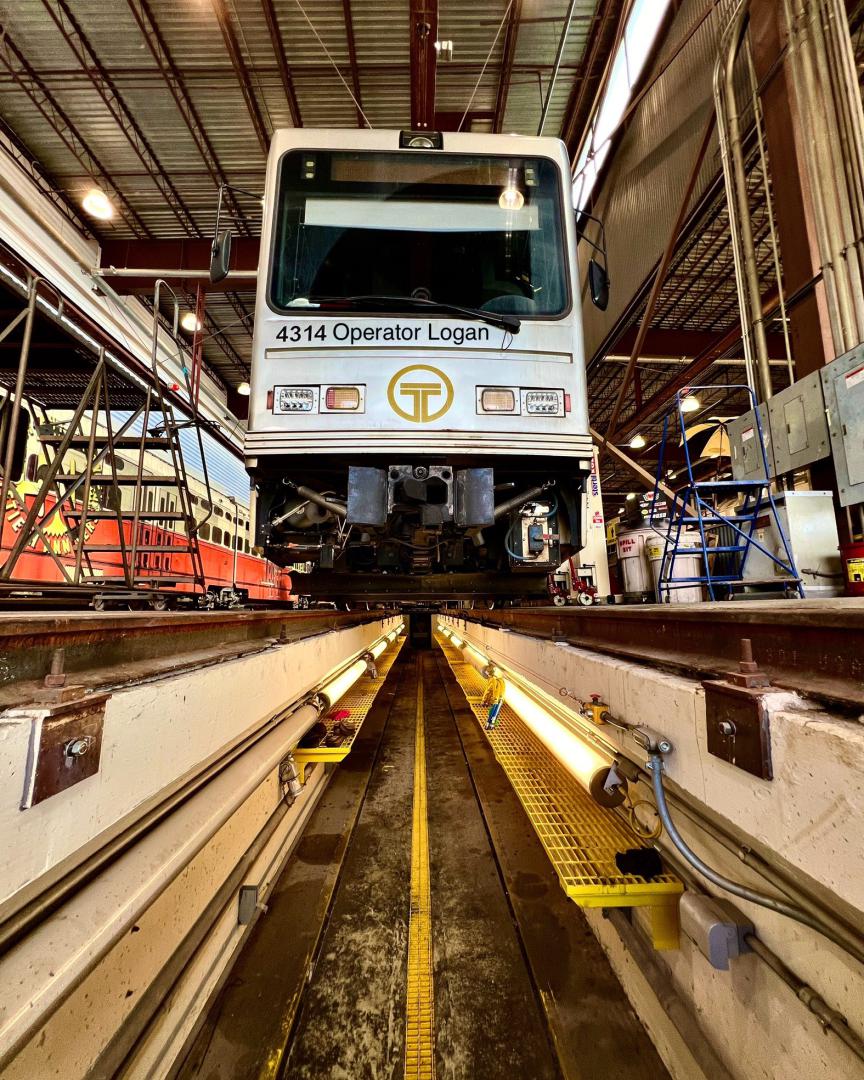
[821,346,864,507]
[728,403,774,481]
[767,371,830,475]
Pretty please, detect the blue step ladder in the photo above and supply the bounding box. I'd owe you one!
[650,386,805,601]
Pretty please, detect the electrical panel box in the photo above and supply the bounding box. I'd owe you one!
[821,346,864,507]
[744,490,842,596]
[767,371,830,475]
[728,404,774,481]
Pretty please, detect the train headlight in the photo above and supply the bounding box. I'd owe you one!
[522,389,564,416]
[275,386,316,413]
[478,387,518,413]
[323,385,363,411]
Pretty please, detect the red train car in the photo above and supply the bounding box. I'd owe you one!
[2,438,293,605]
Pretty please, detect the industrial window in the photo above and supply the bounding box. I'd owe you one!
[199,523,210,541]
[213,527,223,545]
[215,506,223,518]
[572,0,674,210]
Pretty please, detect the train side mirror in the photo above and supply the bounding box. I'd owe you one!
[588,258,610,311]
[210,229,233,284]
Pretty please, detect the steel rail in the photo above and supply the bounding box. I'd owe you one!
[456,602,864,708]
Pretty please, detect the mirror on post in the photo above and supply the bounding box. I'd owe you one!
[588,259,609,311]
[575,210,610,310]
[210,229,233,284]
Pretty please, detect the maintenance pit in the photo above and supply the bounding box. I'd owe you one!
[0,603,860,1080]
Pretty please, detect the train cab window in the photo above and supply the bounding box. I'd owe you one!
[199,523,210,541]
[25,453,38,482]
[213,527,223,545]
[269,150,569,318]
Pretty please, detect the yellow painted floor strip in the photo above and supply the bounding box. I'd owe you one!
[404,660,435,1080]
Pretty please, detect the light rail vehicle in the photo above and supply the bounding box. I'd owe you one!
[237,128,598,600]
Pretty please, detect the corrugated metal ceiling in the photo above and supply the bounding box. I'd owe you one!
[0,0,608,391]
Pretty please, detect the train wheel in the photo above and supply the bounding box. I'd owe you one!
[576,591,593,606]
[93,596,106,612]
[553,595,567,606]
[149,595,168,612]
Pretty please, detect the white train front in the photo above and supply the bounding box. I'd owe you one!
[240,127,596,600]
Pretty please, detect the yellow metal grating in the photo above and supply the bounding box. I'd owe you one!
[436,634,681,948]
[293,637,405,768]
[404,663,436,1080]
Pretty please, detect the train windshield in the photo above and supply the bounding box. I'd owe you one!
[268,150,569,318]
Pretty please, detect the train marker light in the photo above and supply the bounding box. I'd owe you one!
[82,188,114,220]
[480,388,516,413]
[324,386,361,411]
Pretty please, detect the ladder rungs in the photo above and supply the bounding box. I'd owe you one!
[677,515,756,524]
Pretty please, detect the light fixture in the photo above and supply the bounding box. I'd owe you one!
[668,470,677,480]
[626,492,637,501]
[82,188,114,221]
[180,311,202,333]
[237,381,251,396]
[617,506,625,514]
[499,186,525,211]
[318,625,403,707]
[680,394,701,414]
[629,433,646,450]
[447,632,625,807]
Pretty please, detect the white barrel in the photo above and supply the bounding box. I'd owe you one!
[616,527,654,595]
[646,531,703,603]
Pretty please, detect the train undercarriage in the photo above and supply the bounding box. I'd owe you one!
[254,455,588,602]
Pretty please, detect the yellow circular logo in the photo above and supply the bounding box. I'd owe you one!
[387,364,454,423]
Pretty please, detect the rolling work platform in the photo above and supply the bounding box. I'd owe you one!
[175,633,671,1080]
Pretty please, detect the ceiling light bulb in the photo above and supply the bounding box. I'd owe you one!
[180,311,202,333]
[499,186,525,211]
[237,381,251,396]
[680,394,701,413]
[617,506,624,514]
[629,433,646,449]
[82,188,114,220]
[626,492,637,501]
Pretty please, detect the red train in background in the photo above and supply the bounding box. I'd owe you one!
[2,432,294,607]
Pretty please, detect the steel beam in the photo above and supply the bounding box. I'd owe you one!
[125,0,253,237]
[98,239,261,293]
[260,0,302,127]
[210,0,271,153]
[0,29,149,239]
[493,0,522,133]
[40,0,198,235]
[410,0,438,130]
[342,0,366,128]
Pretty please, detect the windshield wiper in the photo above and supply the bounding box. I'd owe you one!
[306,294,521,334]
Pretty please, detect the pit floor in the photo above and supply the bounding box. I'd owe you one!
[175,642,668,1080]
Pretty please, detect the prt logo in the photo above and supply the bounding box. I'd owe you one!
[387,365,454,423]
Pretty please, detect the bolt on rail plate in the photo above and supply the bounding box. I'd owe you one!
[21,696,107,808]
